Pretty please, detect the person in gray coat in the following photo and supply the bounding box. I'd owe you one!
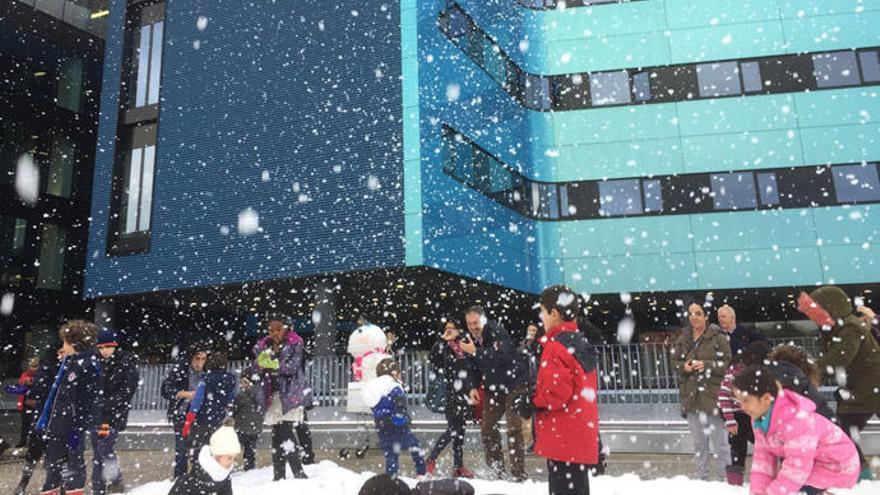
[232,374,264,471]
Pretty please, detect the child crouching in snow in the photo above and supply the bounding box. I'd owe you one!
[169,426,240,495]
[362,358,427,478]
[732,366,860,495]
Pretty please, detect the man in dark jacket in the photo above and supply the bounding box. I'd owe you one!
[460,305,527,481]
[161,343,208,478]
[35,320,102,495]
[91,329,140,495]
[717,304,767,359]
[182,351,237,462]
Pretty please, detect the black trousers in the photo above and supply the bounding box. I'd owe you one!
[295,419,315,464]
[429,415,466,469]
[237,432,258,471]
[728,412,755,467]
[16,409,35,447]
[271,422,305,480]
[837,411,877,469]
[548,459,590,495]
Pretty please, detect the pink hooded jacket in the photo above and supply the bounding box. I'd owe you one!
[750,389,860,495]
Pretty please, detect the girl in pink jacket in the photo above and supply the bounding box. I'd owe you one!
[732,366,860,495]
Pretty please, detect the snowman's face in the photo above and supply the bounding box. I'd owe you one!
[347,325,387,357]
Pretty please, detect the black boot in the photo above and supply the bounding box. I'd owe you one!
[287,440,307,479]
[272,449,286,481]
[14,461,36,495]
[295,422,315,465]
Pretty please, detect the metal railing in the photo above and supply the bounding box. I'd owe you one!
[128,337,824,412]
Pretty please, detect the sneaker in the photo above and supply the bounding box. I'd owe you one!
[426,459,437,476]
[453,467,475,479]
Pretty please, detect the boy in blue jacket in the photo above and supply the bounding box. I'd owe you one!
[34,320,102,495]
[362,358,426,478]
[182,351,237,462]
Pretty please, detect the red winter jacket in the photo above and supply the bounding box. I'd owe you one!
[533,321,600,465]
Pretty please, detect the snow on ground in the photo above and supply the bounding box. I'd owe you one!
[128,460,880,495]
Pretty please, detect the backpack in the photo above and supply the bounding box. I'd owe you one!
[425,371,447,414]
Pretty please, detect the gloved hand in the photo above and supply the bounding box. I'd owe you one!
[181,411,197,438]
[68,429,82,450]
[97,423,111,439]
[4,384,28,395]
[257,350,280,370]
[391,414,408,427]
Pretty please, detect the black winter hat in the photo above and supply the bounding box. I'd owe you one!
[96,328,119,348]
[358,474,411,495]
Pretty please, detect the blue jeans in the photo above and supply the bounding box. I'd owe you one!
[173,421,188,478]
[42,437,85,492]
[378,424,426,477]
[91,429,121,495]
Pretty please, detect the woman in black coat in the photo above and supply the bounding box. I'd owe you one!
[426,319,480,478]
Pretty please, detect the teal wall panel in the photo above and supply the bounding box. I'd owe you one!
[681,129,804,173]
[563,252,699,294]
[690,210,817,252]
[695,247,824,289]
[820,244,880,284]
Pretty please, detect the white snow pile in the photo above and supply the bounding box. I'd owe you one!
[127,460,880,495]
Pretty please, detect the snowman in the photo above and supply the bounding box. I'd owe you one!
[346,323,390,413]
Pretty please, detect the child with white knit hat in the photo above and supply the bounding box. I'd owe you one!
[169,425,241,495]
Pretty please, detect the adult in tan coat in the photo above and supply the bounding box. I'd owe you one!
[671,302,732,481]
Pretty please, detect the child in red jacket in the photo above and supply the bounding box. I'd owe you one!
[533,285,600,495]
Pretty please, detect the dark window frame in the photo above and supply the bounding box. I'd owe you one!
[107,0,165,256]
[441,125,880,222]
[439,3,880,113]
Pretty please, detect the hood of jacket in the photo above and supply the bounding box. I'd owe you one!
[360,374,401,409]
[198,445,233,482]
[256,330,303,352]
[767,388,816,433]
[810,286,853,321]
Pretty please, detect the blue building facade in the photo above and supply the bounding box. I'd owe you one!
[86,0,406,297]
[85,0,879,342]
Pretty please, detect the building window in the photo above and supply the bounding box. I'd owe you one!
[833,163,880,203]
[632,71,651,102]
[859,50,880,83]
[813,51,861,88]
[36,224,66,290]
[643,179,663,212]
[757,172,780,206]
[46,136,76,198]
[525,74,552,110]
[599,179,642,216]
[118,124,157,235]
[711,172,757,210]
[590,71,632,106]
[740,61,763,93]
[442,125,880,221]
[109,1,165,255]
[697,61,742,97]
[56,58,83,113]
[129,3,165,108]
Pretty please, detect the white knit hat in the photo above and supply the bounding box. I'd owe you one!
[209,426,241,457]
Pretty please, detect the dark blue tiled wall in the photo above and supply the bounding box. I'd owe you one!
[86,0,404,297]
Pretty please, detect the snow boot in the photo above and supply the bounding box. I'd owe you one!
[858,466,874,481]
[272,449,287,481]
[726,465,745,486]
